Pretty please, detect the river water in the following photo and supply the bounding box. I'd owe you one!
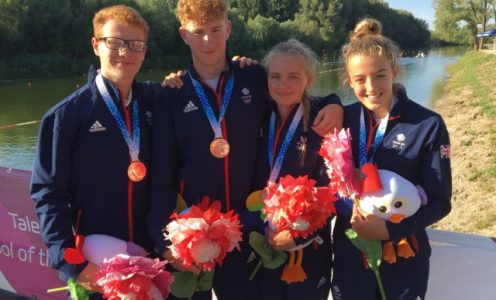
[0,47,465,170]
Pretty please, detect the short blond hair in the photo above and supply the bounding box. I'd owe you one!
[177,0,228,25]
[93,5,149,38]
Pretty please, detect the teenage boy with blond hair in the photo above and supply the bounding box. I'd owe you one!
[31,5,160,298]
[148,1,342,299]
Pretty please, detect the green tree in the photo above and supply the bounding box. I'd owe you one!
[0,0,27,58]
[228,0,267,20]
[266,0,299,22]
[246,15,285,51]
[228,8,254,57]
[434,0,493,48]
[137,0,183,68]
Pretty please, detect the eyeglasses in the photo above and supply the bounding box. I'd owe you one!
[98,37,147,52]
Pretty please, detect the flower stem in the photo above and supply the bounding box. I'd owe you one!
[249,260,262,281]
[47,286,69,293]
[374,270,387,300]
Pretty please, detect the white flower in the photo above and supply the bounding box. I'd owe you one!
[190,239,221,263]
[165,218,208,244]
[289,217,309,231]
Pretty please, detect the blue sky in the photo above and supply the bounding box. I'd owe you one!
[385,0,435,30]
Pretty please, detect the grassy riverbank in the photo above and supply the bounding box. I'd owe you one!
[433,51,496,237]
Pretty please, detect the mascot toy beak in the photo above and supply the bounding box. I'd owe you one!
[388,213,405,224]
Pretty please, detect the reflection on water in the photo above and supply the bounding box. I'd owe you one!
[396,48,463,107]
[0,129,38,170]
[0,47,466,170]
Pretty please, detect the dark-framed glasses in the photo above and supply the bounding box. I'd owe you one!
[98,37,147,52]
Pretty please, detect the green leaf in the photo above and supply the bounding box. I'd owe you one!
[345,229,382,271]
[249,231,287,269]
[170,271,197,298]
[170,270,214,298]
[67,278,89,300]
[247,203,264,212]
[197,270,214,291]
[345,229,387,300]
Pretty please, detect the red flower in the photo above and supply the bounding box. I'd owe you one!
[96,254,173,300]
[262,175,336,239]
[164,197,242,271]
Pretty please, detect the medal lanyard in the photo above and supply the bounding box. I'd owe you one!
[268,104,303,182]
[96,74,140,161]
[359,107,388,168]
[189,73,234,139]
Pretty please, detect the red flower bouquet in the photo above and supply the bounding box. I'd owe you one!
[164,197,242,298]
[262,175,335,239]
[96,254,173,300]
[261,175,336,283]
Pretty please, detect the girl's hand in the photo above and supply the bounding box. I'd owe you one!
[312,104,343,136]
[267,229,296,251]
[162,70,185,88]
[351,207,390,241]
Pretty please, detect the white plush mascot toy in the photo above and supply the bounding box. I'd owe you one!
[359,163,427,264]
[63,234,147,265]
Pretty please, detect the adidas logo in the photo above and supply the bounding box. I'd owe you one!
[246,251,257,264]
[183,101,198,113]
[89,120,106,132]
[317,276,328,288]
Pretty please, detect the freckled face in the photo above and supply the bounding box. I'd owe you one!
[347,55,398,118]
[92,20,147,85]
[267,54,312,110]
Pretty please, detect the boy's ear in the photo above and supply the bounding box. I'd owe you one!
[91,37,100,57]
[179,27,190,45]
[225,20,232,39]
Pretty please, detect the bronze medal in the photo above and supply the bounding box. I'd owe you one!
[210,138,230,158]
[128,160,147,182]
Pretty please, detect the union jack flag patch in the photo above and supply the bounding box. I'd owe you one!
[440,145,451,159]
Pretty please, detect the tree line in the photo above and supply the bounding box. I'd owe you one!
[433,0,496,49]
[0,0,431,80]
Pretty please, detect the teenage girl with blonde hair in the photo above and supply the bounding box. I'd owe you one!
[249,38,341,300]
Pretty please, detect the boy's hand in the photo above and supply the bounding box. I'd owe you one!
[312,104,343,136]
[76,261,103,293]
[162,249,201,275]
[232,55,258,68]
[162,70,185,88]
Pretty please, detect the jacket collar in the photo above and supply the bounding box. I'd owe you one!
[187,53,234,85]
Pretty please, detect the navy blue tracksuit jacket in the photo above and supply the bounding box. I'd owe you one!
[148,61,268,300]
[30,67,160,288]
[331,84,452,300]
[250,95,341,300]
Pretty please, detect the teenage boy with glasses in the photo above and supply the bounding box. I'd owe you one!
[30,5,160,298]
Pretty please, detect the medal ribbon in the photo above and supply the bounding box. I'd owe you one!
[268,104,303,182]
[96,74,140,161]
[359,107,388,168]
[189,73,234,139]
